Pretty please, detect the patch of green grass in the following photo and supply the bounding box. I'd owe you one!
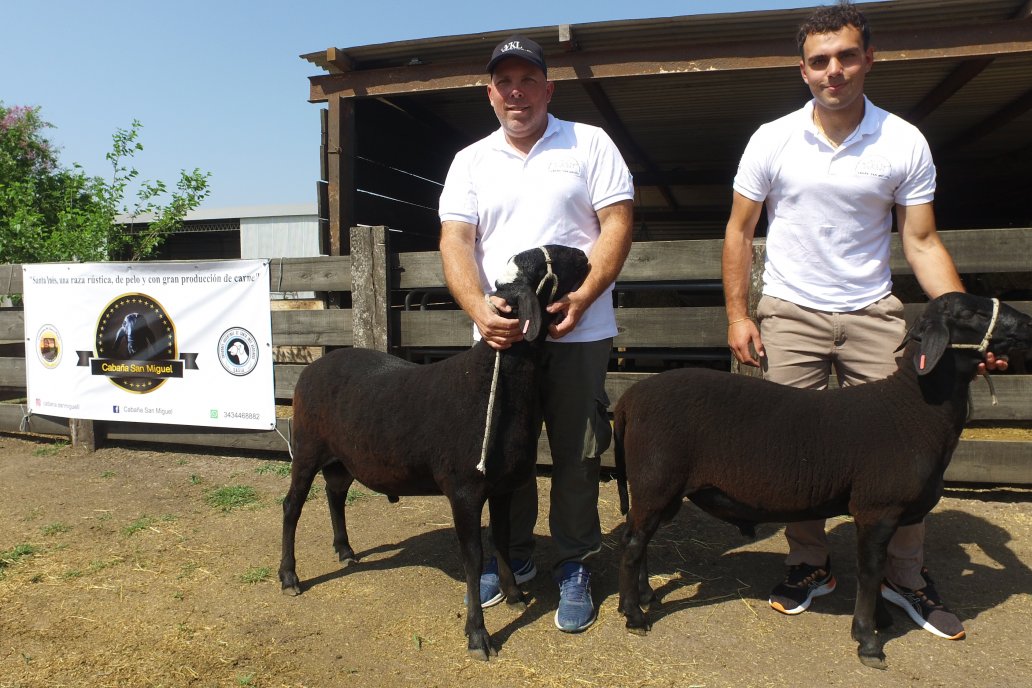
[41,522,71,536]
[62,568,83,580]
[189,474,204,485]
[240,565,272,585]
[346,487,372,505]
[178,561,200,579]
[122,516,156,536]
[0,543,38,576]
[206,485,259,512]
[100,470,116,478]
[33,441,69,457]
[88,557,121,573]
[236,674,257,686]
[255,462,291,478]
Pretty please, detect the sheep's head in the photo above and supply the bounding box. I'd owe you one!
[899,292,1032,375]
[492,245,590,342]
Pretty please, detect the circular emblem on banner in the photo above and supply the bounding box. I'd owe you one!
[95,293,176,393]
[36,325,63,368]
[218,328,259,376]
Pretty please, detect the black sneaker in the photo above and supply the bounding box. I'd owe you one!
[769,558,836,615]
[881,568,965,640]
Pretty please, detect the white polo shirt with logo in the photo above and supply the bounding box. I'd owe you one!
[439,113,634,342]
[733,96,936,312]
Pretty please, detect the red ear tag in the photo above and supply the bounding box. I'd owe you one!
[523,319,531,334]
[919,354,927,370]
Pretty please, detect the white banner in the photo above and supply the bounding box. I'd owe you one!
[23,260,275,430]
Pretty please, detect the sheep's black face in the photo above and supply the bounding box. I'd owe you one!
[903,292,1032,374]
[493,245,590,342]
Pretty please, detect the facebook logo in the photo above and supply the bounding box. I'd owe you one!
[113,405,120,413]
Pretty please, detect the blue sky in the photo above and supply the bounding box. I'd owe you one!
[2,0,810,211]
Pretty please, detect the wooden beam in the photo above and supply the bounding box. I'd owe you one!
[325,47,354,74]
[558,24,578,52]
[580,81,678,211]
[905,58,994,124]
[309,20,1032,101]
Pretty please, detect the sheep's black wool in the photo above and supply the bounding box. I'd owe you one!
[612,292,1032,669]
[279,245,589,661]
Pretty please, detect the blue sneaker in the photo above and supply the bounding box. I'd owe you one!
[554,561,596,632]
[477,557,536,608]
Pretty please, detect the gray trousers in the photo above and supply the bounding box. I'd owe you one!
[758,294,926,589]
[500,338,613,571]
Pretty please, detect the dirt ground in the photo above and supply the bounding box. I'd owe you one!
[2,433,1031,688]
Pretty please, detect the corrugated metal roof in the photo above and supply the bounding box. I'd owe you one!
[302,0,1032,241]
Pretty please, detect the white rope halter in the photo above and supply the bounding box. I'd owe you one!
[950,297,999,355]
[949,297,1001,406]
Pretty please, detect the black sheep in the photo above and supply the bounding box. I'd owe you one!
[279,245,589,661]
[612,292,1032,669]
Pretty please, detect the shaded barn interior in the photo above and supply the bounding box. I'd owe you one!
[301,0,1032,255]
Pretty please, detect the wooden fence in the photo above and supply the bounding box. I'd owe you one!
[2,225,1030,484]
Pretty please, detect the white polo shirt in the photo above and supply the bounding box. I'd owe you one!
[733,97,936,312]
[440,114,634,342]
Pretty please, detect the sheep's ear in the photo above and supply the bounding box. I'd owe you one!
[516,289,543,341]
[915,321,950,375]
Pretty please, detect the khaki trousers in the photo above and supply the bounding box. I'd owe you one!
[757,294,925,589]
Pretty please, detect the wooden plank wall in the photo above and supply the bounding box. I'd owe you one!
[1,226,1030,484]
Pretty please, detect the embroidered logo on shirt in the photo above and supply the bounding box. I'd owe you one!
[855,156,891,179]
[548,158,581,175]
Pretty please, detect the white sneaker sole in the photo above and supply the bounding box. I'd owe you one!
[880,583,966,640]
[480,562,537,609]
[769,577,837,615]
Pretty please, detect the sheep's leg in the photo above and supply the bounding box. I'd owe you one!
[853,520,896,670]
[619,508,662,634]
[279,451,322,596]
[451,493,496,661]
[488,493,526,609]
[638,546,655,608]
[322,462,358,565]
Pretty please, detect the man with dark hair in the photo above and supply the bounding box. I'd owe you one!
[722,1,1000,640]
[439,35,634,632]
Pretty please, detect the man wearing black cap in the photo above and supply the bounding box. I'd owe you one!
[439,34,634,633]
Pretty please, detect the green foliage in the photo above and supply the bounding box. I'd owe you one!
[0,101,210,263]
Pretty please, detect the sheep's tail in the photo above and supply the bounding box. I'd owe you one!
[613,407,630,516]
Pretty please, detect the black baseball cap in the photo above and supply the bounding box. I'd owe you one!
[486,35,547,75]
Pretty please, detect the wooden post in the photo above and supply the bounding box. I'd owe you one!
[69,419,98,452]
[327,95,356,257]
[327,95,356,310]
[350,225,391,351]
[731,240,766,378]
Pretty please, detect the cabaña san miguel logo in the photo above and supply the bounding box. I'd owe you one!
[80,293,197,393]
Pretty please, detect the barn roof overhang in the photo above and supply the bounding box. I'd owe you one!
[301,0,1032,245]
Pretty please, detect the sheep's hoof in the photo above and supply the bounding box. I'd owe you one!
[281,583,302,597]
[625,618,651,636]
[338,554,359,567]
[859,653,888,670]
[467,634,496,661]
[505,597,528,612]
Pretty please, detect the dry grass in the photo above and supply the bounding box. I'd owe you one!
[1,434,1031,687]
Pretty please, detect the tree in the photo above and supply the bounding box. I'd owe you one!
[0,102,210,263]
